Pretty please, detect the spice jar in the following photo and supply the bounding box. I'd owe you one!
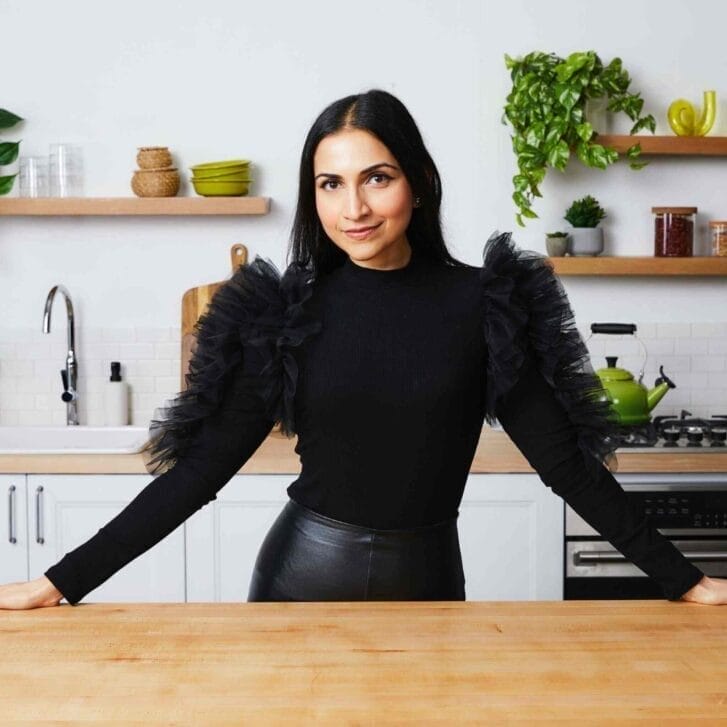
[652,207,697,257]
[709,220,727,256]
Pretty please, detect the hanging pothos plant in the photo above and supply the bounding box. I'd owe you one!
[0,108,23,196]
[502,51,656,226]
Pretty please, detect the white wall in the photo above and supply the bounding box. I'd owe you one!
[1,0,726,424]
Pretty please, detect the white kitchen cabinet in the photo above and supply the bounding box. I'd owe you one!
[185,473,564,602]
[459,474,563,601]
[1,475,29,584]
[185,474,291,602]
[25,475,186,604]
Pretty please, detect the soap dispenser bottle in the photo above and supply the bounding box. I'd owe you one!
[103,361,129,426]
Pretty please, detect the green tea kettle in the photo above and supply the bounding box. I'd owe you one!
[589,323,677,426]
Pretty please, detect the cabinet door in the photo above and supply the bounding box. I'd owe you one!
[459,474,563,601]
[0,475,28,584]
[27,475,185,603]
[186,475,291,602]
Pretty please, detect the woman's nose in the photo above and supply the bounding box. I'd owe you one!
[344,189,370,219]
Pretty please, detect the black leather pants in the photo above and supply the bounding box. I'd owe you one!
[247,498,466,602]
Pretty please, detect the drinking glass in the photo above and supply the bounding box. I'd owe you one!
[19,156,49,197]
[49,143,84,197]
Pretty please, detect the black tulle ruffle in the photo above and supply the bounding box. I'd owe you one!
[479,231,619,473]
[141,257,321,475]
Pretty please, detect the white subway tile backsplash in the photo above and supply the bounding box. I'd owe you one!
[709,339,727,355]
[693,356,726,372]
[99,328,136,343]
[119,343,155,359]
[154,376,180,393]
[3,360,34,376]
[154,342,179,360]
[136,327,172,342]
[1,322,726,426]
[656,322,692,338]
[132,360,174,377]
[674,338,710,355]
[82,343,121,360]
[692,322,727,337]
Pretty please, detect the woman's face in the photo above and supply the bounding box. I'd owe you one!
[313,128,415,270]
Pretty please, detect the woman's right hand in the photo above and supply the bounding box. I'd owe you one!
[0,576,64,610]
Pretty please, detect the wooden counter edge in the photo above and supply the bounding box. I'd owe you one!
[1,428,725,474]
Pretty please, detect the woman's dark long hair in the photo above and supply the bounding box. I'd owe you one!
[289,89,466,275]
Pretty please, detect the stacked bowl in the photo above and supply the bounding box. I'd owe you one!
[190,159,253,197]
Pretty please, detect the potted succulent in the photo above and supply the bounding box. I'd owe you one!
[0,107,23,196]
[564,195,606,256]
[545,231,569,256]
[502,51,655,226]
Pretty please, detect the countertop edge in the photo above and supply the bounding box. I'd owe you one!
[1,429,726,474]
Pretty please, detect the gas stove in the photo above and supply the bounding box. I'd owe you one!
[614,411,727,450]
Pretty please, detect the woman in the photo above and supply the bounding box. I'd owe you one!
[2,89,725,609]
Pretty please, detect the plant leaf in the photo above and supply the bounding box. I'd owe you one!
[0,141,20,165]
[0,174,18,195]
[629,160,648,170]
[547,139,570,170]
[630,116,656,134]
[555,83,581,111]
[575,121,594,142]
[525,121,546,148]
[0,109,23,129]
[626,143,642,159]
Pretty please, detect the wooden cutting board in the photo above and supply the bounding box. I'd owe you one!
[180,243,248,389]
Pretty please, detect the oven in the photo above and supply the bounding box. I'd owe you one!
[564,473,727,599]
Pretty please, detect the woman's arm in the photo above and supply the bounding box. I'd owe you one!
[42,353,276,606]
[493,353,709,602]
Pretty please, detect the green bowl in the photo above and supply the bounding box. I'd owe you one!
[190,159,251,178]
[191,178,252,197]
[191,169,253,181]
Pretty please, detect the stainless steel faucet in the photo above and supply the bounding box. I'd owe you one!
[42,285,79,425]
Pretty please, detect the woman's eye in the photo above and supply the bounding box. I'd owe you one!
[320,179,339,190]
[369,173,391,184]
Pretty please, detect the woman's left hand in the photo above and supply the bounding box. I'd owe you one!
[680,575,727,605]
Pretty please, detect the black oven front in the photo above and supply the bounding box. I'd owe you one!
[564,473,727,599]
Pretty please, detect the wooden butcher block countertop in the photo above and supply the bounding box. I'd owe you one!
[2,601,726,723]
[2,427,727,474]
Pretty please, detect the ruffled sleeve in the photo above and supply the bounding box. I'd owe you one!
[140,255,322,476]
[479,231,620,475]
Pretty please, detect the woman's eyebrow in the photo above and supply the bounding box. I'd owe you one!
[314,162,399,180]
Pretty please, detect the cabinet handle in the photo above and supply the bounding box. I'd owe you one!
[575,550,727,564]
[8,485,17,545]
[35,485,45,545]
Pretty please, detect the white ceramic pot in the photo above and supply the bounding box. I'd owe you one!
[568,227,604,256]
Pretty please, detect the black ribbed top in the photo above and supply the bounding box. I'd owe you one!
[44,237,704,605]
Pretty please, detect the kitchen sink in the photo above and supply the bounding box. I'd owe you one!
[0,425,150,454]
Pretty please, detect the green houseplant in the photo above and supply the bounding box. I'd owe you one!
[502,51,655,226]
[0,108,23,196]
[564,194,606,256]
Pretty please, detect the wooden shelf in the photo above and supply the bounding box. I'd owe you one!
[549,256,727,276]
[0,196,270,216]
[595,134,727,156]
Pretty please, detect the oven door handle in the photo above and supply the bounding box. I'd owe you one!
[575,550,727,564]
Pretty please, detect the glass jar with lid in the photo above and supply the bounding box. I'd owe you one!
[652,207,697,257]
[709,220,727,256]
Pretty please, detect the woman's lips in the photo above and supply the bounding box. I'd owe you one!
[344,223,382,240]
